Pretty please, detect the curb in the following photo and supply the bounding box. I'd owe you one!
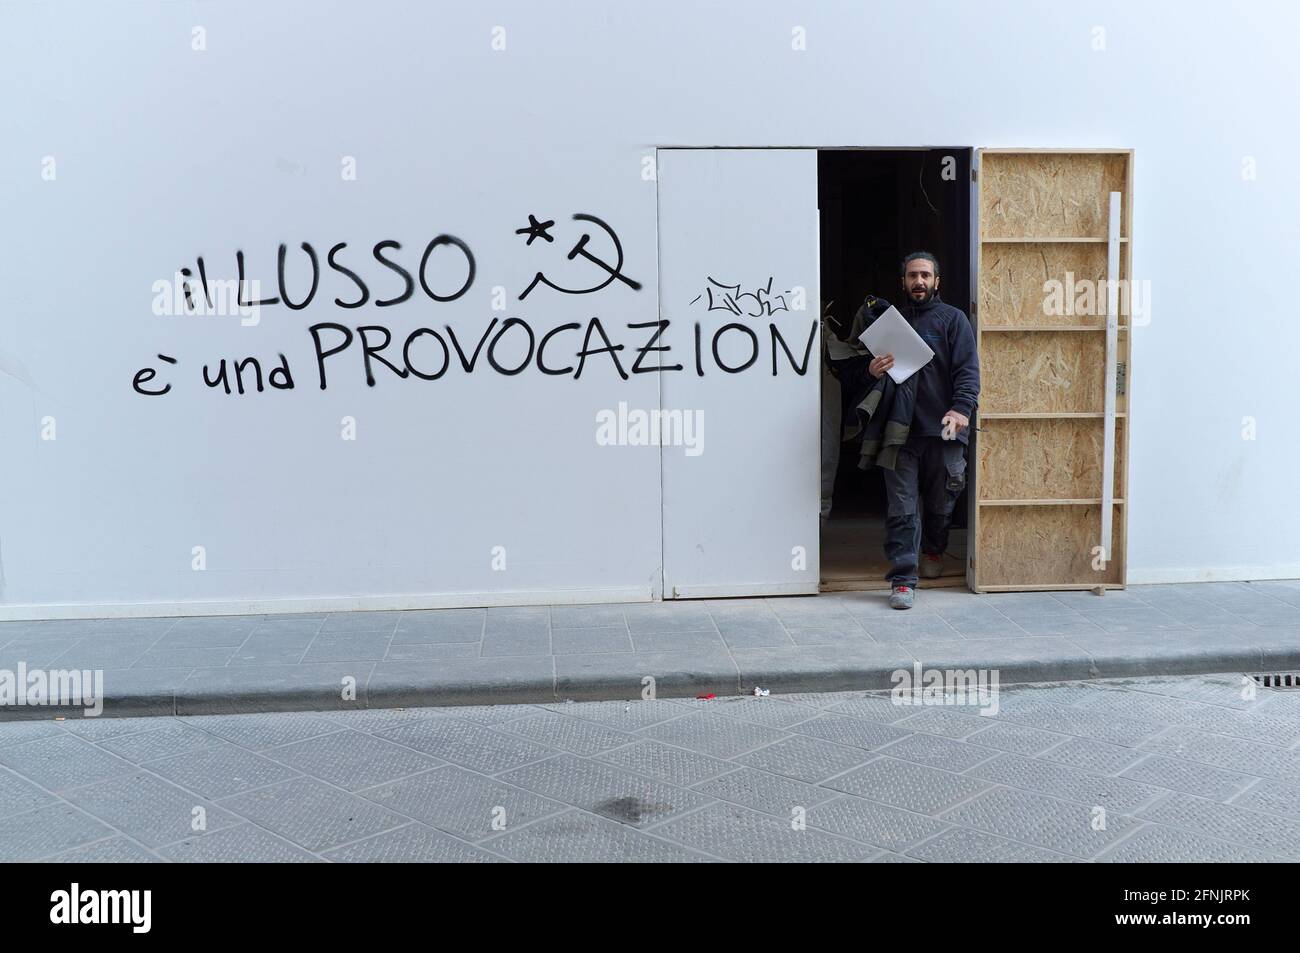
[0,641,1293,721]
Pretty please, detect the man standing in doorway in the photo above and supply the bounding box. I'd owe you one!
[868,252,980,609]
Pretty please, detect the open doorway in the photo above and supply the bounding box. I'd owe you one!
[818,148,974,592]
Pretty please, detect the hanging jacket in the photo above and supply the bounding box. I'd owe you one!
[827,295,917,470]
[855,368,919,470]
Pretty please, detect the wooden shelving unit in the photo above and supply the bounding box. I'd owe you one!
[970,149,1133,591]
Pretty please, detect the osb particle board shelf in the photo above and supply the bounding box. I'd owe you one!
[979,412,1127,419]
[979,498,1126,506]
[981,325,1130,332]
[981,237,1129,243]
[978,584,1125,592]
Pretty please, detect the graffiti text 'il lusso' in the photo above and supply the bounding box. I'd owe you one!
[133,213,817,397]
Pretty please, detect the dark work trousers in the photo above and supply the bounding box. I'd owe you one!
[881,435,968,588]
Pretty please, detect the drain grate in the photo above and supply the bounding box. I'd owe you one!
[1249,673,1300,689]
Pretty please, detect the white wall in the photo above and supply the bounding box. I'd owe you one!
[2,0,1297,617]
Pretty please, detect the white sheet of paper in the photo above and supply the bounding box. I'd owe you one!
[857,305,934,384]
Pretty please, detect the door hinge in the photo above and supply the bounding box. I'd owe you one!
[1116,361,1127,396]
[971,168,978,183]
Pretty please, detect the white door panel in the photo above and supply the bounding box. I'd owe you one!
[656,149,821,598]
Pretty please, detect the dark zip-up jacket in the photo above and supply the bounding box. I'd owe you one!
[856,291,980,445]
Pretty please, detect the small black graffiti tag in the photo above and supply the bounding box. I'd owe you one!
[690,276,792,317]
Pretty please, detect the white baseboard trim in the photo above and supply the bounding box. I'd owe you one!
[667,581,820,599]
[1127,566,1300,585]
[0,586,655,622]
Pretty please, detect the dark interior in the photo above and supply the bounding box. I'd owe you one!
[818,148,973,587]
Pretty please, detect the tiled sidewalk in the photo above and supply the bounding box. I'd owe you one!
[0,674,1296,862]
[0,581,1297,717]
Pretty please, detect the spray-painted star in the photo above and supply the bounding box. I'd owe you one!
[515,214,555,245]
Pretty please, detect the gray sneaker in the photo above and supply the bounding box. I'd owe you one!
[889,586,915,610]
[920,553,943,579]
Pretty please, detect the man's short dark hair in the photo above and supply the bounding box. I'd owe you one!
[901,250,941,277]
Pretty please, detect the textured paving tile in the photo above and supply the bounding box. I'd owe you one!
[824,757,990,815]
[995,705,1165,748]
[1143,728,1300,781]
[142,741,304,798]
[263,730,442,791]
[437,704,543,726]
[62,772,241,847]
[40,836,163,863]
[964,721,1067,756]
[594,740,734,787]
[98,722,228,763]
[1095,823,1285,863]
[496,754,710,828]
[0,734,138,791]
[482,810,708,863]
[733,735,874,785]
[0,665,1297,862]
[891,707,986,739]
[636,712,790,759]
[692,766,836,817]
[0,767,58,818]
[160,824,323,862]
[373,718,555,774]
[59,716,172,742]
[939,786,1141,859]
[1229,779,1300,821]
[1120,754,1257,801]
[217,777,407,851]
[1137,791,1300,856]
[307,707,447,733]
[906,827,1076,863]
[875,731,1000,772]
[1040,736,1149,775]
[806,794,950,851]
[823,694,915,723]
[968,753,1163,813]
[359,765,564,840]
[672,696,821,730]
[0,803,115,861]
[325,823,504,862]
[652,801,876,862]
[183,711,344,749]
[542,699,687,732]
[786,713,912,751]
[496,712,635,756]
